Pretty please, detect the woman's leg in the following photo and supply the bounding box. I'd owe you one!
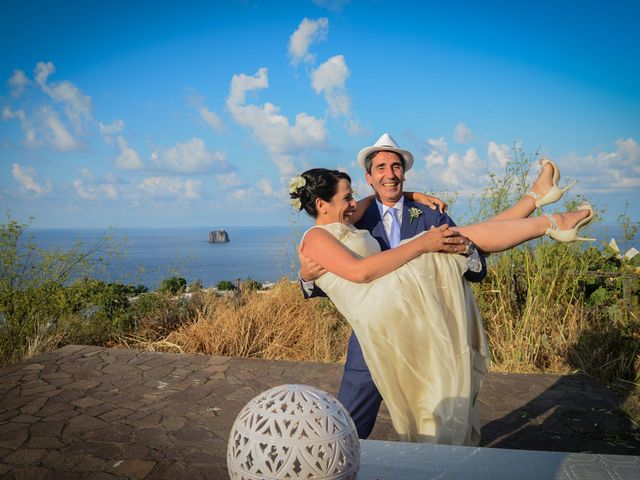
[486,161,554,222]
[454,209,591,253]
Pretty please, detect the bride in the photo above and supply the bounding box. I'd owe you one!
[291,165,593,445]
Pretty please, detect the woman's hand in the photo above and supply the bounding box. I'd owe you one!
[404,191,448,212]
[419,225,468,253]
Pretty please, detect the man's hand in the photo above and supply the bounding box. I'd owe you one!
[298,244,327,281]
[420,225,470,254]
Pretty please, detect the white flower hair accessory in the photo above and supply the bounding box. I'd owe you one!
[290,198,302,210]
[288,175,306,194]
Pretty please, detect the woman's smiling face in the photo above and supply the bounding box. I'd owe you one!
[323,178,357,224]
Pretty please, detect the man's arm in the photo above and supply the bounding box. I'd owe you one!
[299,245,328,298]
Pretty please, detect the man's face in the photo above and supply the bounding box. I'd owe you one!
[365,151,405,206]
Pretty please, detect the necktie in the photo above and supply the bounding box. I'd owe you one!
[388,207,400,248]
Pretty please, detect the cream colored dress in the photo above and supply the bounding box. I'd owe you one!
[307,222,490,445]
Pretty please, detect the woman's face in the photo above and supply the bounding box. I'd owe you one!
[323,178,357,224]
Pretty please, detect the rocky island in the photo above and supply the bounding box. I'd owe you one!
[208,229,230,243]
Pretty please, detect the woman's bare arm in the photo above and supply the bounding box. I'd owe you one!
[301,225,463,283]
[350,195,375,224]
[404,192,448,212]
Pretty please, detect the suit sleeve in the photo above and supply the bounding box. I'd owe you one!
[299,279,328,299]
[435,210,487,283]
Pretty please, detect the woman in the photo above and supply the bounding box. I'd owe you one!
[292,162,593,445]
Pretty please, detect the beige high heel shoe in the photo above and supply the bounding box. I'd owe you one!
[526,158,577,208]
[545,203,596,242]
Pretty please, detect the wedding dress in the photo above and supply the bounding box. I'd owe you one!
[306,222,490,445]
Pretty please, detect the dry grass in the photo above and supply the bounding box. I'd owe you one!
[119,280,351,363]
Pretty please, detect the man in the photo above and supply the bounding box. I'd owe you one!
[300,133,486,438]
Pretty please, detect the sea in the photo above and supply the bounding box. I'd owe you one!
[23,223,635,291]
[26,226,304,290]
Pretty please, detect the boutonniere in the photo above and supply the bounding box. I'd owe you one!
[409,207,422,223]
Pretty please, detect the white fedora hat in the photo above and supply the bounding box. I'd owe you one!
[357,133,414,172]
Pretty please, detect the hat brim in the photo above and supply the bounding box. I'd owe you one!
[357,146,414,172]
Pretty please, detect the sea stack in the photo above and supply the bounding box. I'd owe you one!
[208,229,230,243]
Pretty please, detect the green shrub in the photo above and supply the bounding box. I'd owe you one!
[157,276,187,295]
[217,280,237,291]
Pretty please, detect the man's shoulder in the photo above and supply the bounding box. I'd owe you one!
[404,200,455,228]
[355,202,381,229]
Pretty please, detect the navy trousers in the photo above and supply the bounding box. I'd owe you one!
[337,331,383,438]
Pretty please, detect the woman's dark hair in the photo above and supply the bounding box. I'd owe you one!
[290,168,351,218]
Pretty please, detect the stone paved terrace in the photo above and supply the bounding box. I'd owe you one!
[0,345,638,479]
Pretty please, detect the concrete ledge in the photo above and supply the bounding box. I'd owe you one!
[359,440,640,480]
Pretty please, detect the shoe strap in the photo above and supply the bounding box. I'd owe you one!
[525,191,543,200]
[545,213,558,231]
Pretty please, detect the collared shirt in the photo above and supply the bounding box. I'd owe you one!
[377,197,404,242]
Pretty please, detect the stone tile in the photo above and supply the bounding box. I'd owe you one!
[29,421,65,437]
[25,436,65,449]
[73,455,106,472]
[63,380,100,391]
[70,397,104,409]
[3,449,47,465]
[99,408,134,423]
[106,459,156,479]
[63,414,108,435]
[10,415,40,424]
[0,430,28,450]
[13,465,48,480]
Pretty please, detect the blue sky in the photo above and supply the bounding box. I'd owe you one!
[1,0,638,228]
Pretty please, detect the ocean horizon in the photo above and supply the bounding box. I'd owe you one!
[25,225,307,290]
[22,222,636,290]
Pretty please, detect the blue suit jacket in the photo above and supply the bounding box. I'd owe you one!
[303,200,486,298]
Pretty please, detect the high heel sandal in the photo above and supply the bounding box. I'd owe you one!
[545,203,596,242]
[525,158,577,208]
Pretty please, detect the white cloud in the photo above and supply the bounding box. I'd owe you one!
[43,108,80,151]
[34,61,92,127]
[115,136,143,170]
[227,178,282,206]
[188,89,224,133]
[11,163,51,195]
[559,137,640,192]
[73,172,119,201]
[215,172,245,188]
[420,138,491,192]
[8,69,29,97]
[311,55,351,117]
[3,107,36,146]
[99,119,125,139]
[288,17,329,66]
[424,137,447,167]
[454,122,473,144]
[199,106,223,132]
[257,178,274,195]
[155,137,229,174]
[487,141,511,168]
[227,68,327,176]
[139,176,202,200]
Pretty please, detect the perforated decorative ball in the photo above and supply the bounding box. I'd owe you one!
[227,384,360,480]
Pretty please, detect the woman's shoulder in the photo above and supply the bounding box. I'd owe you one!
[301,223,357,243]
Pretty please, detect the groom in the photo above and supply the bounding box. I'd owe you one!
[300,133,487,439]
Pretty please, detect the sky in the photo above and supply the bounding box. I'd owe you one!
[1,0,638,228]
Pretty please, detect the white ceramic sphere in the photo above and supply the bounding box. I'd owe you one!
[227,384,360,480]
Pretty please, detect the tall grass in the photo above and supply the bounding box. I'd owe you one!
[118,281,351,363]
